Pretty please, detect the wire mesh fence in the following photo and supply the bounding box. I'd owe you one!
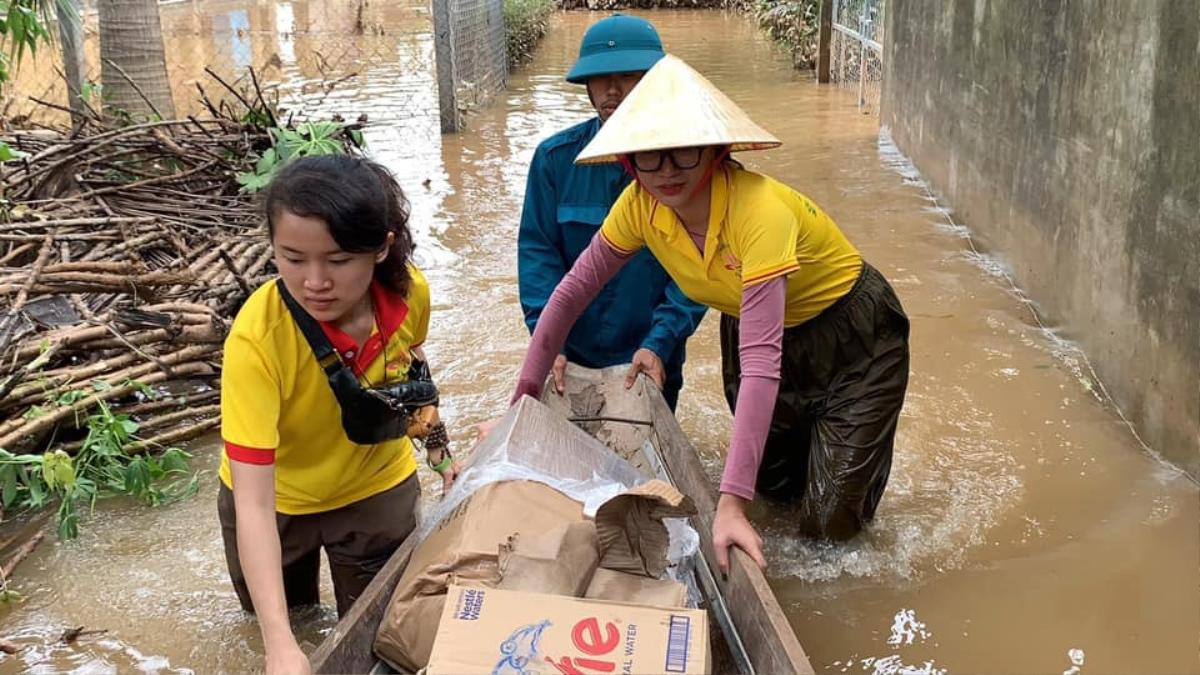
[829,0,884,114]
[448,0,507,114]
[1,0,504,137]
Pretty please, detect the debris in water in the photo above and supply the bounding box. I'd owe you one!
[0,637,21,654]
[0,516,50,581]
[59,626,108,644]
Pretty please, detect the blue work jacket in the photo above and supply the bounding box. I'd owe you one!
[518,118,707,408]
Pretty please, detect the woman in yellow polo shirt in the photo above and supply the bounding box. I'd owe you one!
[218,155,456,674]
[512,55,909,572]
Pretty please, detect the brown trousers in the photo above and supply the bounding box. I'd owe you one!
[218,474,419,617]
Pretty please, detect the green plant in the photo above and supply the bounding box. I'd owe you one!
[1,0,59,160]
[104,101,137,127]
[504,0,554,68]
[236,121,365,193]
[0,142,26,162]
[0,0,52,86]
[240,106,273,129]
[80,79,101,103]
[754,0,821,68]
[53,389,88,406]
[0,399,199,540]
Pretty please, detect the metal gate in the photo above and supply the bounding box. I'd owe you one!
[829,0,884,113]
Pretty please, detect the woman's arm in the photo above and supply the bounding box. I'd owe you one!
[408,347,461,493]
[720,277,786,499]
[230,461,310,674]
[712,276,786,573]
[511,234,631,402]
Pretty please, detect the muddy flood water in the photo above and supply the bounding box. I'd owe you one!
[2,3,1198,674]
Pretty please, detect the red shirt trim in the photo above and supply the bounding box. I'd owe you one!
[599,230,637,257]
[743,262,801,287]
[226,441,276,465]
[318,280,409,376]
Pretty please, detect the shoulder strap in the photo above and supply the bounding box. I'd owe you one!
[275,278,345,377]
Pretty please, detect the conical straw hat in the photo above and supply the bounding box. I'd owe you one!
[575,54,781,165]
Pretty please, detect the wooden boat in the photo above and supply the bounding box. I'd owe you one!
[310,365,813,674]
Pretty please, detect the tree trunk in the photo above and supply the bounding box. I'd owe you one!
[97,0,176,119]
[57,0,87,123]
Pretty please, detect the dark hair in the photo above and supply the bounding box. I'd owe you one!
[263,155,415,297]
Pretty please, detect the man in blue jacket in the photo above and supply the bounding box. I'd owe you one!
[518,14,706,409]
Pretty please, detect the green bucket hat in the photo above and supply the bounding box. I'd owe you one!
[566,14,665,84]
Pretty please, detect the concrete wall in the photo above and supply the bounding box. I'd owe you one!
[882,1,1199,477]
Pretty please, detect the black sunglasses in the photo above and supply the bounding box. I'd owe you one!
[631,147,704,172]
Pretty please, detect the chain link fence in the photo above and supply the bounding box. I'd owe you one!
[431,0,507,132]
[444,0,507,117]
[829,0,883,113]
[2,0,505,135]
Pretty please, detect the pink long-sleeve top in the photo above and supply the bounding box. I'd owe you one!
[512,233,784,500]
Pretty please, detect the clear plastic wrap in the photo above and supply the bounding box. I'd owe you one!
[416,396,700,581]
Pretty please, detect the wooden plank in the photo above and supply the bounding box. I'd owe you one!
[645,384,815,675]
[310,535,418,674]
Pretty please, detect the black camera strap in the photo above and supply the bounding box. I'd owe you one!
[275,278,440,446]
[275,278,352,379]
[275,278,412,444]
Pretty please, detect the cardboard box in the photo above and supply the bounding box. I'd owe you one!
[374,479,696,672]
[593,481,693,578]
[498,521,600,598]
[427,585,710,675]
[374,480,588,671]
[585,568,688,609]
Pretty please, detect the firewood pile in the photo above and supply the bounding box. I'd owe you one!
[0,76,358,458]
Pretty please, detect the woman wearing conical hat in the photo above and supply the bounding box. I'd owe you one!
[511,55,910,570]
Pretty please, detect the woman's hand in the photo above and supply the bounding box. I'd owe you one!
[550,354,569,395]
[265,636,310,675]
[624,348,665,390]
[440,460,463,497]
[230,462,306,675]
[712,493,767,575]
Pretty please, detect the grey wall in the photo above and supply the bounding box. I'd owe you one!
[882,0,1199,477]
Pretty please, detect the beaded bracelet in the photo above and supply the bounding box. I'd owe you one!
[424,422,452,473]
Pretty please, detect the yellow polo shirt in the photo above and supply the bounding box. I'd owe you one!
[599,166,861,327]
[218,267,429,515]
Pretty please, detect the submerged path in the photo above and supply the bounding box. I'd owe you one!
[2,6,1196,674]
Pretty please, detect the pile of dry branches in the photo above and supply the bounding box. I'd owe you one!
[0,75,328,458]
